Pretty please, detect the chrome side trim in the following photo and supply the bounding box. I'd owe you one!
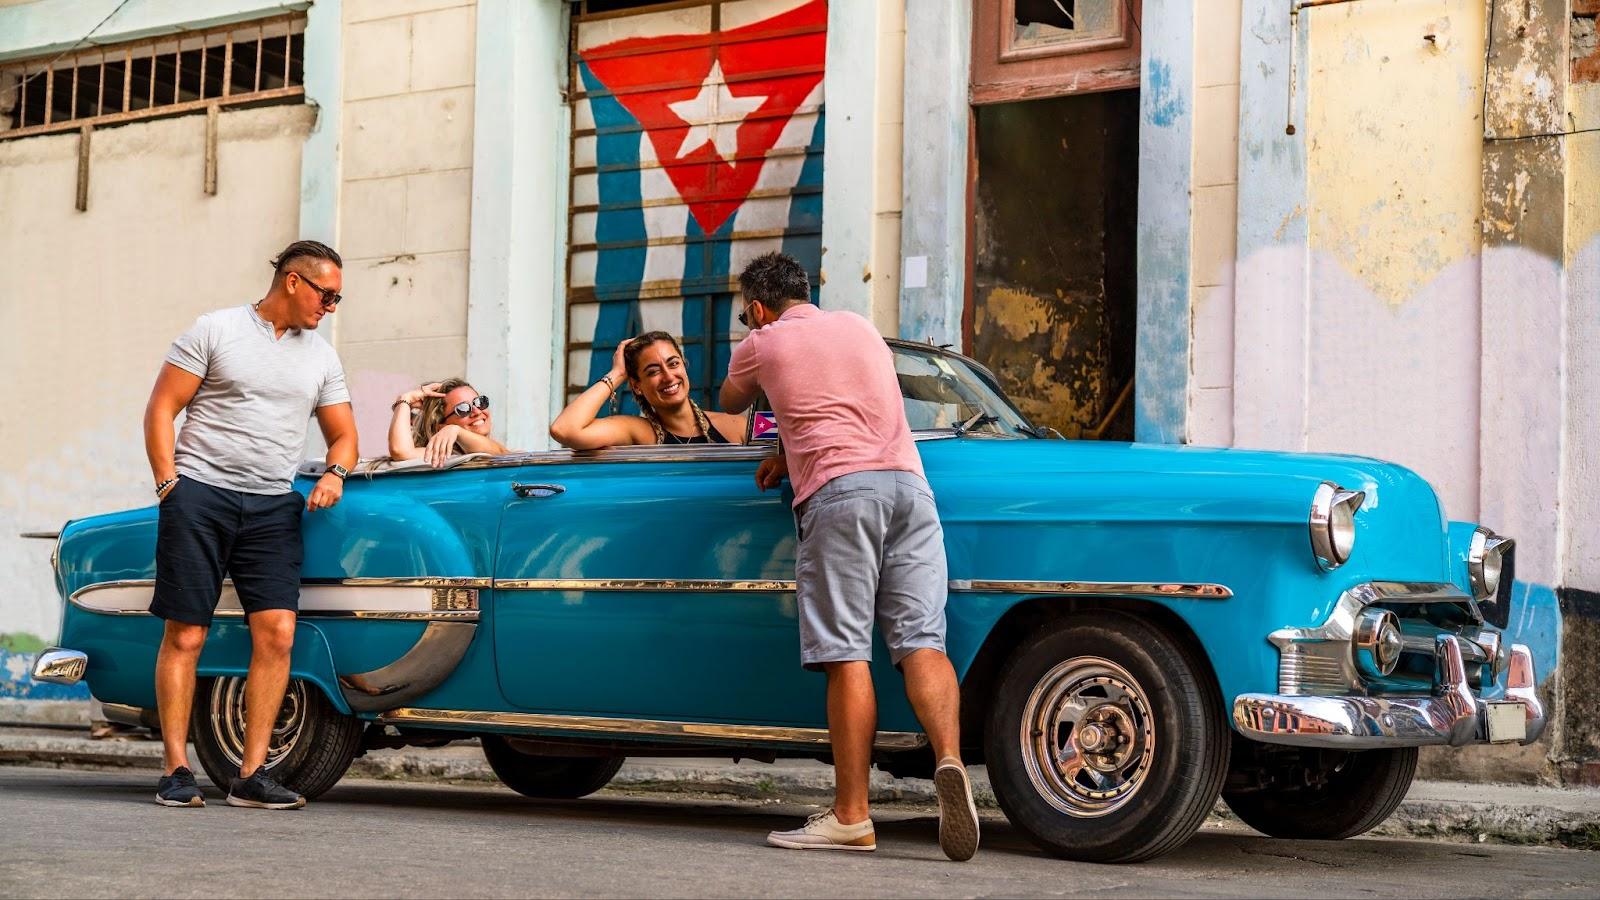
[338,621,479,713]
[379,707,929,751]
[31,648,88,685]
[301,577,493,589]
[496,578,797,592]
[1235,639,1546,749]
[948,580,1233,599]
[68,578,485,621]
[494,579,1232,598]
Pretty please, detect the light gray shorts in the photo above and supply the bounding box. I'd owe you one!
[793,470,948,670]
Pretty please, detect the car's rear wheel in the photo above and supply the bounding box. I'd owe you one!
[985,612,1229,863]
[1222,745,1417,840]
[191,676,362,800]
[480,735,625,799]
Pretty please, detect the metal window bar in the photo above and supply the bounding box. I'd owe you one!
[1,15,305,139]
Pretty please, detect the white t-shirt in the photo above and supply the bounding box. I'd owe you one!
[165,305,348,494]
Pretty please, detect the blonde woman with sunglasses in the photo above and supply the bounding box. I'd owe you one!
[389,378,513,467]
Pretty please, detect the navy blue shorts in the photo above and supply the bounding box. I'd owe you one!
[150,476,304,627]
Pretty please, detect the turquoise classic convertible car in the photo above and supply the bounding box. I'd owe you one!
[34,340,1542,863]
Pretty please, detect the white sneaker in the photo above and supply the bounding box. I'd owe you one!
[766,809,877,851]
[934,757,980,861]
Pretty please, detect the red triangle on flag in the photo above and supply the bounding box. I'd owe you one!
[580,0,827,235]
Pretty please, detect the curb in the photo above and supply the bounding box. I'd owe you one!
[3,728,1595,851]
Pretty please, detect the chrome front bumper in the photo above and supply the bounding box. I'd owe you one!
[31,647,88,685]
[1233,636,1545,749]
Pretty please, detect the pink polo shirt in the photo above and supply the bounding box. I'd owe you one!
[723,304,923,506]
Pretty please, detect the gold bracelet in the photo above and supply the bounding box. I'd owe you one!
[599,374,617,393]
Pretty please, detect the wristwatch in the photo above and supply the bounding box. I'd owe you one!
[327,464,350,481]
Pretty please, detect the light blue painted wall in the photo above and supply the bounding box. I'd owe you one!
[298,0,340,246]
[1232,0,1310,452]
[0,0,310,62]
[467,0,570,452]
[898,0,970,347]
[1133,0,1194,445]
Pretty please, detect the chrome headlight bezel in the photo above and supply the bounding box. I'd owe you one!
[1310,481,1365,571]
[1467,527,1512,601]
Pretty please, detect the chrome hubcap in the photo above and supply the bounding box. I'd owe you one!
[208,677,306,770]
[1020,657,1155,817]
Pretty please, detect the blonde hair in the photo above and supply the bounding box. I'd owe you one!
[412,377,475,452]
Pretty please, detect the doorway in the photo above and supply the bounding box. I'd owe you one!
[968,89,1139,440]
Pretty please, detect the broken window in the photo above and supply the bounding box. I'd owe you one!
[1,15,306,139]
[1012,0,1122,53]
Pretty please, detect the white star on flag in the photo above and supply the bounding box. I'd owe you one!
[668,60,767,164]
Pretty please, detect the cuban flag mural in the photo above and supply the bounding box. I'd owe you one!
[567,0,826,411]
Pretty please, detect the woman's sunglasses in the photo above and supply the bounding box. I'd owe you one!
[446,395,490,419]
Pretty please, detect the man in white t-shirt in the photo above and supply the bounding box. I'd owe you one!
[143,240,358,810]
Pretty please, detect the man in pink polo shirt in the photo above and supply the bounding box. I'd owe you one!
[721,252,979,862]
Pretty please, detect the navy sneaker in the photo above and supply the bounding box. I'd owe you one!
[156,766,205,807]
[226,769,306,810]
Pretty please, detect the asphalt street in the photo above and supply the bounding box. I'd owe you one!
[3,766,1596,899]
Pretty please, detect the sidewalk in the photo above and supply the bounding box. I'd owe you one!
[2,724,1595,850]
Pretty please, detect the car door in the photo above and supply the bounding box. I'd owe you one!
[491,445,830,725]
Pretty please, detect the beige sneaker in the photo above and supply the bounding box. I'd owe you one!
[766,809,877,851]
[934,757,980,861]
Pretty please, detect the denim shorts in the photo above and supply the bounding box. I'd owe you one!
[793,470,948,670]
[149,476,304,627]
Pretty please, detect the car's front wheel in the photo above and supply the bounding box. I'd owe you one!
[191,676,363,800]
[1222,745,1417,840]
[985,612,1230,863]
[480,735,625,799]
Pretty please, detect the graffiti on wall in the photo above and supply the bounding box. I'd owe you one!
[567,0,826,410]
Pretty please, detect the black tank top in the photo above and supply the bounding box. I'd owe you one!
[661,420,731,445]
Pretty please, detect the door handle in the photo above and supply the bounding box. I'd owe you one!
[511,482,565,499]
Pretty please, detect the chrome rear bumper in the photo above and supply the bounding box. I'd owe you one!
[31,647,88,685]
[1233,636,1545,749]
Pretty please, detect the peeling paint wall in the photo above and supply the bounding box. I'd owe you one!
[1302,0,1485,523]
[1228,0,1589,783]
[0,105,313,668]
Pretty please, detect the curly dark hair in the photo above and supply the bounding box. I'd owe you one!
[737,251,810,312]
[622,332,713,442]
[269,240,343,280]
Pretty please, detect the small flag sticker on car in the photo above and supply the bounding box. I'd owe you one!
[753,412,779,440]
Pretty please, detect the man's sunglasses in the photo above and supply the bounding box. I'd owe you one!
[295,272,343,308]
[737,299,759,328]
[447,395,490,419]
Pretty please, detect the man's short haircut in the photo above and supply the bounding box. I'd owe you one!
[738,252,810,311]
[270,240,342,279]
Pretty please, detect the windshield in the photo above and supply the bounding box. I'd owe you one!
[892,344,1039,438]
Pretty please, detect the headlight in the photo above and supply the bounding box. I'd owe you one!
[1309,482,1365,571]
[1352,607,1402,678]
[1468,528,1513,601]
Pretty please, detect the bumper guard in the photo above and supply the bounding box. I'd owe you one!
[1233,636,1544,749]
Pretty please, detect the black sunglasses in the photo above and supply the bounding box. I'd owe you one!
[447,395,490,419]
[295,272,343,308]
[737,299,759,328]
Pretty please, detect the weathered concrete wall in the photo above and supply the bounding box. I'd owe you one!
[1187,0,1242,447]
[336,0,478,457]
[0,105,313,689]
[1556,13,1600,787]
[1229,0,1584,782]
[820,0,905,334]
